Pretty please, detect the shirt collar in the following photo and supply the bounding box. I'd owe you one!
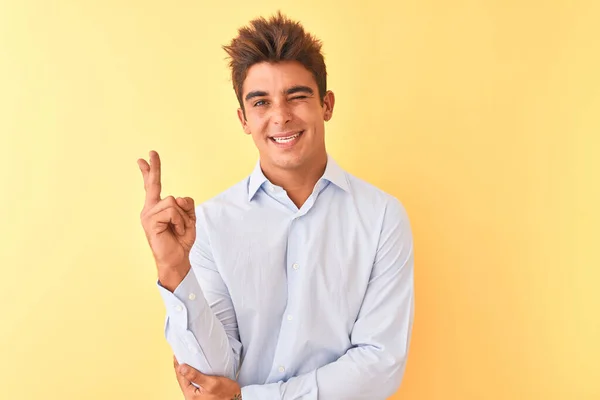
[321,154,351,193]
[247,160,269,201]
[247,153,350,201]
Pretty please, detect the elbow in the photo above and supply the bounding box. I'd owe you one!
[380,360,408,397]
[372,347,410,397]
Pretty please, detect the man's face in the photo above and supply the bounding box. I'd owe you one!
[237,61,334,172]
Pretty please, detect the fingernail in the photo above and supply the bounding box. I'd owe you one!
[179,366,188,374]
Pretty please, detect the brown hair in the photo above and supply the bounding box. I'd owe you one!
[222,11,327,115]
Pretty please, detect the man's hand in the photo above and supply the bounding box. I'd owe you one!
[138,150,197,292]
[173,356,242,400]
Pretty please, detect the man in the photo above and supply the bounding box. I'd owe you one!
[138,11,414,400]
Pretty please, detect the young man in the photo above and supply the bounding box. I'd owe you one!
[138,11,414,400]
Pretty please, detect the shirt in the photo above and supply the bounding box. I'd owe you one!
[157,154,415,399]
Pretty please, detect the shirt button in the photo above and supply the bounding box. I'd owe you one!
[175,305,183,312]
[292,263,299,270]
[188,293,196,300]
[278,366,285,373]
[287,315,293,321]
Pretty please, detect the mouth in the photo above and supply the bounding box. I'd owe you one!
[269,130,304,147]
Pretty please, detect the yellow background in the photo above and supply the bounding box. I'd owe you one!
[1,1,598,399]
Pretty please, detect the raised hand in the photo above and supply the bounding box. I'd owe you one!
[138,150,196,292]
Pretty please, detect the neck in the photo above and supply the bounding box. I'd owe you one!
[261,152,328,209]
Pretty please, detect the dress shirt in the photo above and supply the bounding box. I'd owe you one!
[157,154,415,399]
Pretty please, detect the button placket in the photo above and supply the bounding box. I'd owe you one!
[285,219,299,328]
[268,216,298,380]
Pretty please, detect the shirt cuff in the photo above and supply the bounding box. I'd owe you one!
[157,268,205,329]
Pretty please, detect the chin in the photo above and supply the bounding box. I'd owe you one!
[270,154,305,170]
[274,158,303,170]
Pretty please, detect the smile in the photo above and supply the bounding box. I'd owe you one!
[269,131,304,147]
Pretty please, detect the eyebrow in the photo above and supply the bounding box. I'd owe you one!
[287,85,314,96]
[244,85,314,102]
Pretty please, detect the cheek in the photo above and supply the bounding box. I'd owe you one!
[290,109,311,127]
[246,114,269,135]
[296,104,322,123]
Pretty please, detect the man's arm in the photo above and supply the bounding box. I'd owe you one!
[241,198,415,400]
[157,205,242,381]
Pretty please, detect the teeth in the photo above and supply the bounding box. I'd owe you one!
[273,133,299,143]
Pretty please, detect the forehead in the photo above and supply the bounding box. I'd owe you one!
[242,61,317,96]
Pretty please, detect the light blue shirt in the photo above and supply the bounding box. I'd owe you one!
[157,154,415,399]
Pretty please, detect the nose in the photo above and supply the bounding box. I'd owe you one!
[270,102,293,126]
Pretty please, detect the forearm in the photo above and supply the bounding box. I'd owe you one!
[314,341,411,399]
[158,268,241,380]
[241,343,410,400]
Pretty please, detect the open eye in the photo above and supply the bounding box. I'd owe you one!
[253,100,268,107]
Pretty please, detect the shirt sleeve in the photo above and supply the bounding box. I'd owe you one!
[240,197,415,400]
[156,205,243,381]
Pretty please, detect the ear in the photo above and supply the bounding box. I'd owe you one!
[322,90,335,122]
[237,108,251,135]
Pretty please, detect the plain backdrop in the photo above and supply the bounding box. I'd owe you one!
[0,1,598,399]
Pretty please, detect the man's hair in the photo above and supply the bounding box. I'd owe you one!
[222,11,327,114]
